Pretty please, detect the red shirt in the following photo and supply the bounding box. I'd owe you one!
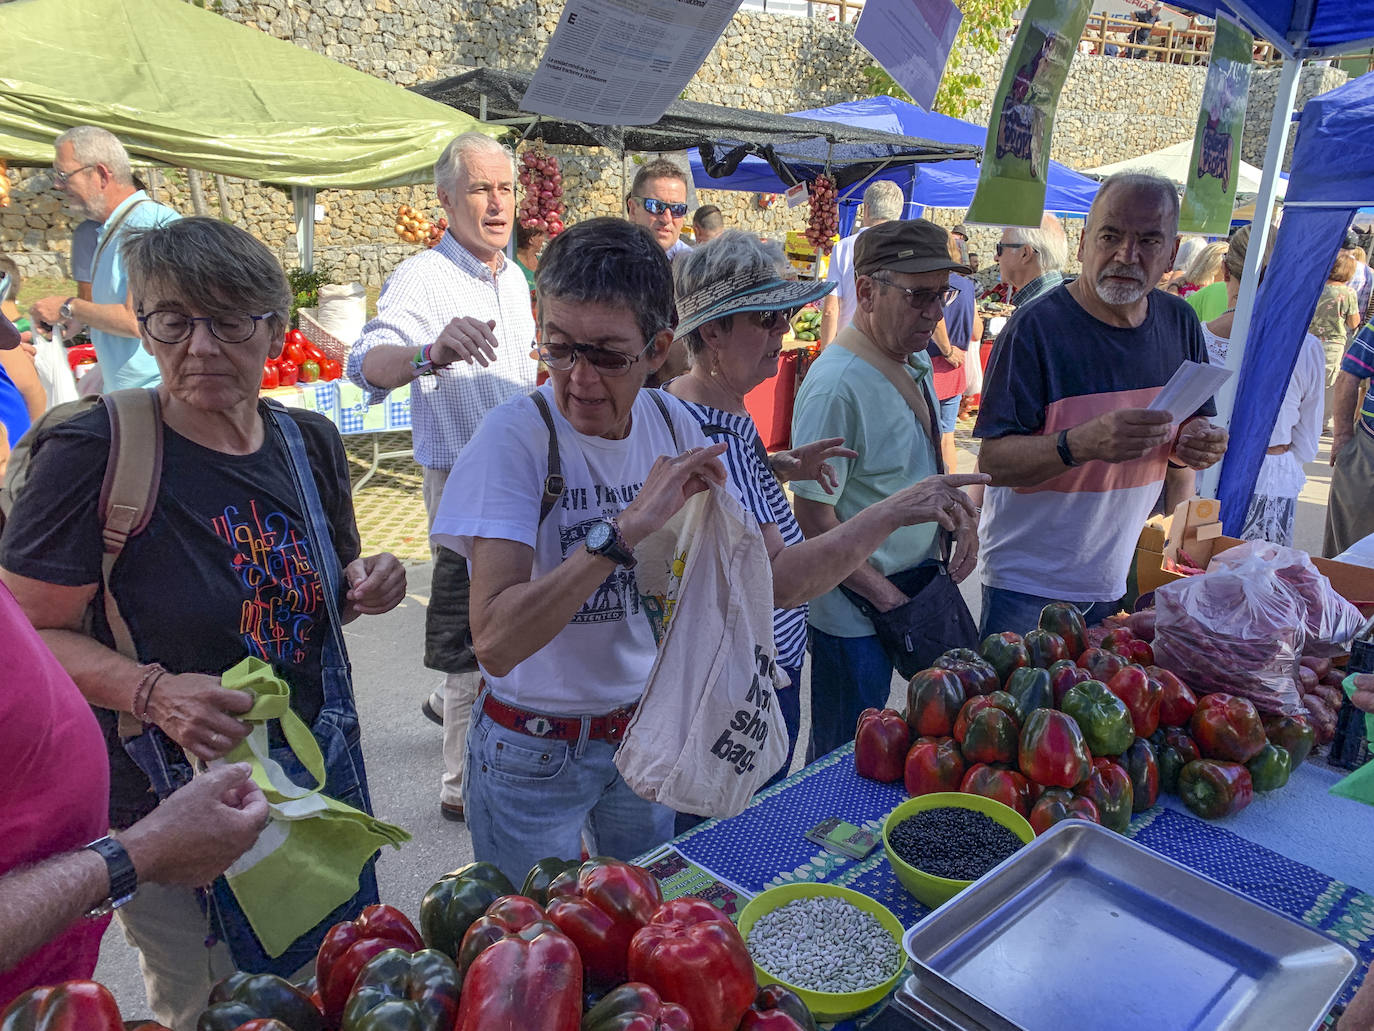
[0,582,110,1008]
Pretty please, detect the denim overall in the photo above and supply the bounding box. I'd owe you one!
[122,402,378,976]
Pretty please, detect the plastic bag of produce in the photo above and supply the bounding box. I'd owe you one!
[617,485,789,818]
[1154,550,1307,715]
[1210,540,1366,656]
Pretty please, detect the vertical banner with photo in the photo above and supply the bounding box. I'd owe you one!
[853,0,963,112]
[1178,14,1253,234]
[965,0,1092,227]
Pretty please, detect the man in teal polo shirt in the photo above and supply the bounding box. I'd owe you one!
[791,219,983,756]
[30,126,179,390]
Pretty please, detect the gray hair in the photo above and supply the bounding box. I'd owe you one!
[535,217,674,343]
[1172,236,1206,273]
[55,125,132,186]
[862,180,905,222]
[673,230,789,358]
[1093,171,1180,232]
[434,131,511,194]
[121,217,292,338]
[1005,213,1068,272]
[1184,240,1227,286]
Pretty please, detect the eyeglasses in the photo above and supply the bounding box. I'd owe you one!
[995,242,1028,258]
[536,339,654,376]
[746,308,798,330]
[634,197,689,219]
[51,164,98,188]
[138,310,277,345]
[871,276,958,311]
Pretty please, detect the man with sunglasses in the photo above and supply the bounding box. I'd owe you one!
[994,214,1067,310]
[29,126,179,391]
[792,219,983,758]
[430,218,734,883]
[625,159,693,261]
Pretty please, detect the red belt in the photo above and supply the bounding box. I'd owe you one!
[481,693,637,743]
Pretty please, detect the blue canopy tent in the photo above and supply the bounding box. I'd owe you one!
[1215,71,1374,536]
[689,95,1100,236]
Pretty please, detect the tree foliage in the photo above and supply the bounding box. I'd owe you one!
[862,0,1019,117]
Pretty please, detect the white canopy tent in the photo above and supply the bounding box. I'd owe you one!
[1083,139,1287,198]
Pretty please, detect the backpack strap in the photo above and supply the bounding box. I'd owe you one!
[700,420,771,471]
[99,388,163,661]
[646,389,680,451]
[529,391,564,525]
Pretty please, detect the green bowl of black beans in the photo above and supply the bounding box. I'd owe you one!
[883,792,1034,908]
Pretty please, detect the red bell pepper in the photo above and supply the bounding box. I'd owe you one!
[1122,737,1160,812]
[904,735,965,796]
[261,362,280,390]
[978,632,1028,685]
[934,657,1000,697]
[316,904,424,1026]
[1177,759,1253,819]
[1023,629,1067,668]
[1101,627,1135,654]
[1122,639,1155,665]
[1037,602,1088,659]
[1076,647,1128,682]
[581,983,693,1031]
[960,706,1019,765]
[544,859,664,987]
[905,668,966,738]
[455,923,582,1031]
[1048,660,1091,708]
[854,708,911,783]
[1190,693,1267,763]
[1154,727,1202,794]
[1075,758,1133,834]
[626,898,757,1031]
[1149,667,1197,727]
[738,985,818,1031]
[276,357,300,386]
[457,894,554,976]
[320,357,343,381]
[0,981,126,1031]
[1106,666,1162,739]
[1028,787,1100,835]
[953,693,1018,742]
[1018,708,1093,788]
[960,763,1031,817]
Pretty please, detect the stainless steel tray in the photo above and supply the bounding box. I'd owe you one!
[901,820,1357,1031]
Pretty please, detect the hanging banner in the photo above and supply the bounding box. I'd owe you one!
[965,0,1092,227]
[853,0,963,112]
[1178,14,1254,234]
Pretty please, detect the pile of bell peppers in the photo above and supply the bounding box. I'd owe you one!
[263,328,343,390]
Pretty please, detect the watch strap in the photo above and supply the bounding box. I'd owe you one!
[84,835,138,917]
[588,518,636,568]
[1056,428,1080,468]
[59,296,76,319]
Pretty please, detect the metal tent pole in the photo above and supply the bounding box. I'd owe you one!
[292,185,317,273]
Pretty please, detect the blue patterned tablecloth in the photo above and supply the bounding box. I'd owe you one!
[673,744,1374,1021]
[264,382,411,435]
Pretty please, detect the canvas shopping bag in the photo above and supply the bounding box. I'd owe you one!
[616,485,789,818]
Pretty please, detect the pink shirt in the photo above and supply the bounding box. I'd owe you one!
[0,582,111,1008]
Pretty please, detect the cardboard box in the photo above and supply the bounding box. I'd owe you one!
[784,231,834,280]
[1135,498,1225,595]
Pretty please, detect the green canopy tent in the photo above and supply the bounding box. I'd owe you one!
[0,0,496,265]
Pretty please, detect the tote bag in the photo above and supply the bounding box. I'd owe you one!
[616,485,789,818]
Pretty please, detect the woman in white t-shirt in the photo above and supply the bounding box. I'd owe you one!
[1202,225,1325,546]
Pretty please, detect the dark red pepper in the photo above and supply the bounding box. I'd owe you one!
[0,981,127,1031]
[1177,760,1254,819]
[1263,714,1315,767]
[738,985,818,1031]
[581,982,693,1031]
[455,922,582,1031]
[545,859,664,987]
[953,693,1018,742]
[905,668,966,738]
[1028,787,1100,835]
[1077,647,1128,682]
[1190,693,1267,763]
[1018,709,1093,788]
[316,905,424,1026]
[1122,737,1160,812]
[934,657,1000,697]
[1106,665,1162,739]
[1023,629,1068,668]
[960,763,1031,817]
[1149,666,1198,727]
[979,632,1029,685]
[854,708,911,783]
[1075,758,1133,833]
[1048,659,1091,708]
[960,706,1019,765]
[457,895,555,977]
[627,898,757,1031]
[1038,602,1088,659]
[904,736,965,797]
[1101,627,1136,655]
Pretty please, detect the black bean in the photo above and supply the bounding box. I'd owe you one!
[888,807,1024,880]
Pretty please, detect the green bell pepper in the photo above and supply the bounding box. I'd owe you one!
[1246,742,1292,792]
[197,973,324,1031]
[419,862,517,961]
[581,983,693,1030]
[1004,666,1052,724]
[522,858,582,906]
[1061,680,1135,757]
[1177,759,1253,819]
[979,632,1029,686]
[339,948,461,1031]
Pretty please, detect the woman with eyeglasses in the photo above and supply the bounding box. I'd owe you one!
[666,231,988,777]
[0,218,405,1029]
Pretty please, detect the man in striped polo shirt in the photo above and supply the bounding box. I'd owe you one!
[1326,320,1374,557]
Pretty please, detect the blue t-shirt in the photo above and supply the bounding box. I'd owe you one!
[0,365,29,450]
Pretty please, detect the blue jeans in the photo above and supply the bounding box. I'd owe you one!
[464,697,676,885]
[979,585,1120,639]
[809,629,896,758]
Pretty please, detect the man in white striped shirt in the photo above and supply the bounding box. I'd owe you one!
[346,132,537,822]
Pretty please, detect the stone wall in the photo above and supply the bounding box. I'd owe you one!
[0,0,1346,286]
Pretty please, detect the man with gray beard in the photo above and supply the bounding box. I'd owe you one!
[973,173,1228,635]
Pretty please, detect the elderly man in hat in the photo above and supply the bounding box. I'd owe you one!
[791,219,984,757]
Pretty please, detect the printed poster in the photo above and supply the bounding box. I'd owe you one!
[854,0,963,112]
[522,0,744,126]
[965,0,1093,227]
[1178,14,1253,235]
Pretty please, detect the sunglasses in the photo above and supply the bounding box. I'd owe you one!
[871,276,958,311]
[635,197,689,218]
[995,242,1028,257]
[535,339,654,376]
[745,308,798,330]
[138,309,277,345]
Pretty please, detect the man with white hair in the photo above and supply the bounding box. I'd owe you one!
[818,180,906,348]
[347,131,537,823]
[995,213,1067,309]
[975,173,1229,636]
[30,126,179,390]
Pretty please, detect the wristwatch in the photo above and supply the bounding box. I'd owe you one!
[1056,428,1081,468]
[83,836,138,918]
[59,296,76,320]
[585,518,636,568]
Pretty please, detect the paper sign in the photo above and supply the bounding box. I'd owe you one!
[522,0,744,127]
[854,0,962,112]
[1178,14,1253,235]
[784,181,809,207]
[965,0,1092,227]
[1148,360,1232,423]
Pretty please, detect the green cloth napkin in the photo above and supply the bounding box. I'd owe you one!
[1329,673,1374,807]
[218,657,410,957]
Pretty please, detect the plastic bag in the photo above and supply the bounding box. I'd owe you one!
[1154,549,1307,715]
[1210,541,1366,657]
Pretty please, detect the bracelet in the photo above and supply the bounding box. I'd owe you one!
[1167,459,1187,469]
[1056,428,1080,468]
[131,663,167,723]
[412,343,436,377]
